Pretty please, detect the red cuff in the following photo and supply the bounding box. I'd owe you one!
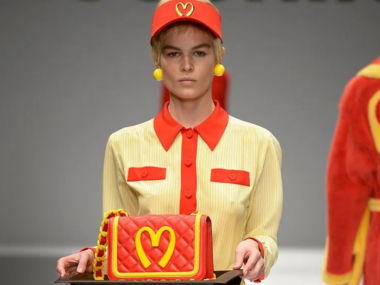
[80,247,96,254]
[243,237,265,282]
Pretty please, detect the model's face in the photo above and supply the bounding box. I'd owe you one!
[158,26,216,101]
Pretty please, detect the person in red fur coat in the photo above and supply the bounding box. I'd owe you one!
[323,56,380,285]
[161,72,230,111]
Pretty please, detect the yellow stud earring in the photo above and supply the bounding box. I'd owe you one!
[153,68,163,81]
[214,64,225,77]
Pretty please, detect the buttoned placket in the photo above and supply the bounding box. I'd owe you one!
[179,128,198,214]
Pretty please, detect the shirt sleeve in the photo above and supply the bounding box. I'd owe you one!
[243,134,283,278]
[103,133,139,216]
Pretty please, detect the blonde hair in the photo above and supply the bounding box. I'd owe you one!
[151,0,223,64]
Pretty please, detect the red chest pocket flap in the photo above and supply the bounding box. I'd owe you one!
[211,168,250,186]
[127,167,166,182]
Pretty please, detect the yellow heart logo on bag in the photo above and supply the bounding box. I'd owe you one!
[135,226,176,268]
[175,2,194,17]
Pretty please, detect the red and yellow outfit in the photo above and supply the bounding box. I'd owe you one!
[323,57,380,285]
[103,101,283,278]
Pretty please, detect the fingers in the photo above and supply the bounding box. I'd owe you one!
[242,249,260,277]
[85,249,95,273]
[249,260,264,282]
[57,253,80,277]
[233,246,245,270]
[57,257,68,277]
[243,252,264,281]
[77,250,95,273]
[67,267,78,276]
[77,252,88,273]
[57,250,95,280]
[86,259,94,273]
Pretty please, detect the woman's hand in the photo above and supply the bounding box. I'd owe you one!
[56,249,95,278]
[233,239,264,282]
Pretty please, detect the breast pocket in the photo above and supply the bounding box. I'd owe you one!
[127,167,166,181]
[210,168,250,186]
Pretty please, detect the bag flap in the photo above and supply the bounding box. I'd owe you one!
[108,214,203,278]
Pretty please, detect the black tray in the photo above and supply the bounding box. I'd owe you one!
[55,270,243,285]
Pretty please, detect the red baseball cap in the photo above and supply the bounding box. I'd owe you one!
[150,0,223,45]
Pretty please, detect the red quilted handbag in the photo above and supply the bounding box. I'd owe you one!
[93,210,214,281]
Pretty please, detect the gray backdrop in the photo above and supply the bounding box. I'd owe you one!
[1,0,380,257]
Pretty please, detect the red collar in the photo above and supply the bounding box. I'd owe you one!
[154,100,229,151]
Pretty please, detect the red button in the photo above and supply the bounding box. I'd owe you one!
[186,130,193,138]
[185,190,193,198]
[185,158,192,167]
[228,173,236,181]
[141,170,148,178]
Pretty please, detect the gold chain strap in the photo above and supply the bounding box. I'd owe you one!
[93,209,128,280]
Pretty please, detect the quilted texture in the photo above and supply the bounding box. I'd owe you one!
[107,214,213,280]
[116,215,195,273]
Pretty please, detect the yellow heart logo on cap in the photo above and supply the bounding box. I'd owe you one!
[135,226,176,269]
[176,2,194,17]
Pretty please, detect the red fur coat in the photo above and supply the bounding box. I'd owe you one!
[323,57,380,285]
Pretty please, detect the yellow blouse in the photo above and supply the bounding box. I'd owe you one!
[102,101,283,278]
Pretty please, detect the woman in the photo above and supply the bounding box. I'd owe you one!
[57,0,283,282]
